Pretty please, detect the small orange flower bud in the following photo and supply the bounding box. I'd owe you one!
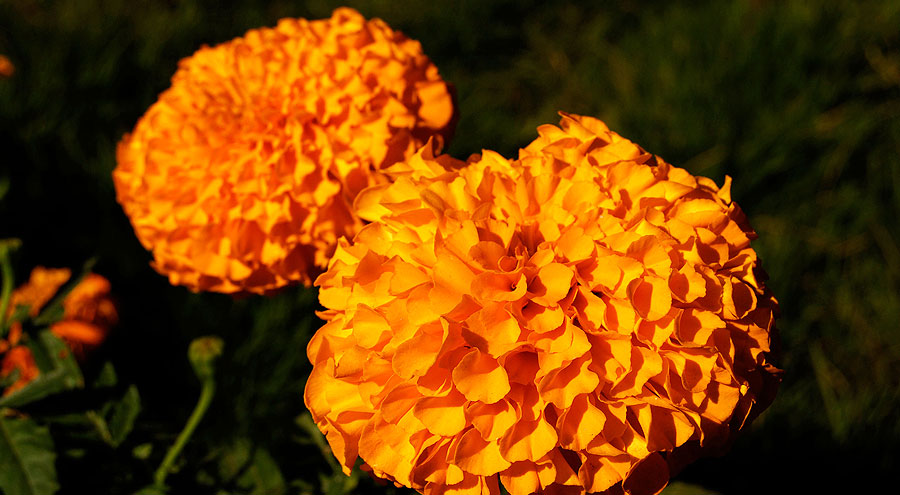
[0,55,14,78]
[1,268,117,395]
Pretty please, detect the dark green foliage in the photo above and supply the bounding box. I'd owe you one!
[0,415,58,495]
[1,0,899,493]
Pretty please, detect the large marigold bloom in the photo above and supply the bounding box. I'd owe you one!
[1,267,117,395]
[305,114,780,495]
[114,8,456,294]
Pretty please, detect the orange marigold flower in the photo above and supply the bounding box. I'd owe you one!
[305,114,780,495]
[1,267,117,395]
[0,54,13,78]
[113,7,456,294]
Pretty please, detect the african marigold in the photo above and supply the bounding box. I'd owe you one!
[113,8,456,294]
[305,113,781,495]
[1,267,117,395]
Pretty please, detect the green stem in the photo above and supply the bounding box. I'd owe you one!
[0,246,15,337]
[153,377,215,489]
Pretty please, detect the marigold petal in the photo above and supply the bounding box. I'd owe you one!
[579,454,632,493]
[722,276,757,320]
[668,199,726,228]
[412,440,456,486]
[499,461,542,495]
[627,276,672,322]
[634,402,695,453]
[622,452,669,495]
[450,428,512,476]
[537,356,599,409]
[466,399,518,441]
[556,227,595,262]
[626,236,672,277]
[522,304,565,334]
[1,347,39,395]
[394,320,445,380]
[503,353,540,386]
[610,346,663,397]
[432,472,501,495]
[9,267,70,317]
[668,263,707,303]
[498,415,558,463]
[359,415,417,486]
[531,263,575,306]
[452,348,511,404]
[414,389,468,436]
[464,304,522,358]
[433,250,477,305]
[676,309,725,345]
[50,321,106,346]
[471,271,526,303]
[557,394,606,451]
[415,79,456,131]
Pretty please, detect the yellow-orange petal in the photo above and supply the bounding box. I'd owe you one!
[676,309,725,345]
[8,267,71,318]
[531,263,575,306]
[537,356,599,409]
[450,427,512,476]
[627,275,672,322]
[499,461,542,495]
[432,471,501,495]
[557,394,606,451]
[50,320,106,346]
[414,389,468,437]
[498,415,558,463]
[466,399,518,441]
[1,346,39,395]
[452,348,510,404]
[394,320,445,380]
[633,402,695,453]
[464,304,522,358]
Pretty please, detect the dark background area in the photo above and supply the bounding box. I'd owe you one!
[1,0,899,493]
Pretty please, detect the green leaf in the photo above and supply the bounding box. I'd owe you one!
[34,330,83,386]
[6,304,32,328]
[235,447,286,495]
[0,414,59,495]
[107,385,140,447]
[81,365,140,447]
[295,413,342,475]
[0,330,84,408]
[91,362,118,389]
[219,439,286,495]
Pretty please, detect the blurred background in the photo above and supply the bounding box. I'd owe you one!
[1,0,898,493]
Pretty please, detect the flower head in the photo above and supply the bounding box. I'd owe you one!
[114,7,456,294]
[305,114,780,495]
[1,267,117,395]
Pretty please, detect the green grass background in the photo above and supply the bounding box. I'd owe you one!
[1,0,899,493]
